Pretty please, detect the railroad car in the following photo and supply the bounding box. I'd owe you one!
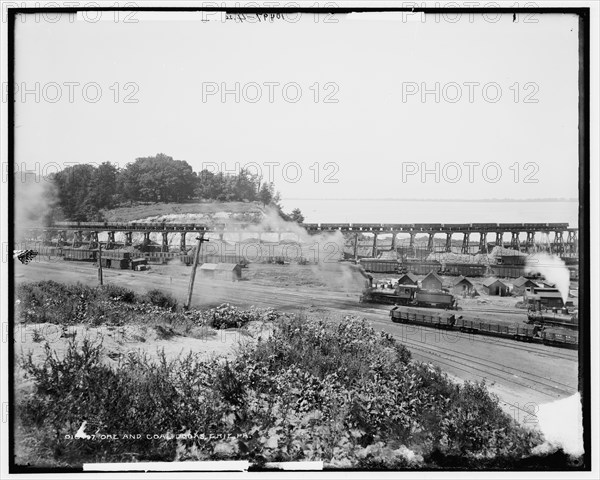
[113,258,130,269]
[441,263,487,277]
[63,248,97,262]
[37,246,60,257]
[389,305,577,349]
[414,289,456,309]
[470,223,499,229]
[441,224,467,231]
[351,223,378,231]
[542,331,578,348]
[400,260,442,275]
[413,223,443,231]
[381,223,408,230]
[319,223,344,230]
[359,258,399,273]
[488,265,528,279]
[390,306,458,328]
[131,257,149,270]
[302,223,319,230]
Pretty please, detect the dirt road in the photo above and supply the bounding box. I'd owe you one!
[14,259,579,424]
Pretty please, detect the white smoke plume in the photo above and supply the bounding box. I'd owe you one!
[132,206,347,264]
[14,170,59,245]
[532,393,584,458]
[130,206,370,294]
[310,262,371,293]
[525,253,570,303]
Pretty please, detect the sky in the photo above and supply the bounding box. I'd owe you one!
[12,10,580,202]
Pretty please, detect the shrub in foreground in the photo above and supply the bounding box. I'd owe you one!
[15,282,278,332]
[17,313,549,469]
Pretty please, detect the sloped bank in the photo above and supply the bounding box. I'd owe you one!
[13,281,578,469]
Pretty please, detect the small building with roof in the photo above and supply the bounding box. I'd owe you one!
[512,276,539,295]
[199,263,242,281]
[421,271,443,291]
[452,276,475,295]
[482,278,509,296]
[397,272,418,286]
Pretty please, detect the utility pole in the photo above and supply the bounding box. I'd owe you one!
[97,241,104,286]
[185,233,209,310]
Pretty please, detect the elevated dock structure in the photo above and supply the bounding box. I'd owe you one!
[23,221,578,256]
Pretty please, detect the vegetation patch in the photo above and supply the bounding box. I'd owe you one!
[15,281,278,334]
[14,284,565,469]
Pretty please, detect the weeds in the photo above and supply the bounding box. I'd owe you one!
[144,289,178,312]
[16,305,549,469]
[15,282,280,334]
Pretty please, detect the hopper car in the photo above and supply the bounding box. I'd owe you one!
[414,290,456,308]
[489,265,528,279]
[359,258,399,273]
[400,261,442,275]
[389,305,577,349]
[440,263,487,277]
[63,248,97,262]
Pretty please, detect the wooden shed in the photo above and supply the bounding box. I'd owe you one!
[452,276,475,295]
[199,263,242,281]
[397,273,418,286]
[512,276,539,295]
[421,271,443,291]
[482,278,509,296]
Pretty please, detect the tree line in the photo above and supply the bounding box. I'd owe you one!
[48,153,304,223]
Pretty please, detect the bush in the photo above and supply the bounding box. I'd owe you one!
[101,284,137,303]
[19,339,222,464]
[17,313,548,469]
[201,304,280,329]
[16,281,101,324]
[15,282,286,342]
[144,289,178,312]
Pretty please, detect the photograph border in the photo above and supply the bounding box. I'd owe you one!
[5,3,592,474]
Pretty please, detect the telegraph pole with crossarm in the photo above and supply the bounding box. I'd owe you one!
[185,233,209,310]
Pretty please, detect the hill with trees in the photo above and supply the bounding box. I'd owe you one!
[47,153,301,223]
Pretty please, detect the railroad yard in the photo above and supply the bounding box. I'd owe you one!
[14,256,579,426]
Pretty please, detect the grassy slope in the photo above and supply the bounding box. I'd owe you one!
[15,281,552,469]
[101,201,266,222]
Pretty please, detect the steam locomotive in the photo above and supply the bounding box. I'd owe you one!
[526,307,579,330]
[360,283,457,309]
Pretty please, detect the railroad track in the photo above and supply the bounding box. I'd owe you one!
[340,304,578,360]
[184,283,579,388]
[17,260,579,410]
[382,328,575,397]
[17,259,579,358]
[399,342,573,424]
